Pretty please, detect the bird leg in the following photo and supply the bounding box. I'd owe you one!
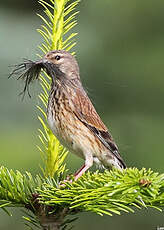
[74,164,91,180]
[74,156,93,181]
[74,164,85,178]
[60,157,93,186]
[59,164,89,187]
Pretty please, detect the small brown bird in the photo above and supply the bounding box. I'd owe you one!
[10,50,126,180]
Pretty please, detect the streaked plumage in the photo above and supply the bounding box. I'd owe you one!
[9,50,126,180]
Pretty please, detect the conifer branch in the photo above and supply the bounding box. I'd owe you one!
[37,0,79,178]
[0,167,164,227]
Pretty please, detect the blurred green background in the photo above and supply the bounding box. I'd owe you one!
[0,0,164,229]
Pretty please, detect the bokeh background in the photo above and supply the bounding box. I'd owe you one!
[0,0,164,229]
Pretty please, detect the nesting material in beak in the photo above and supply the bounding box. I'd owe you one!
[9,59,44,98]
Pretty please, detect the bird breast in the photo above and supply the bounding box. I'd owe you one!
[47,84,109,163]
[47,86,95,159]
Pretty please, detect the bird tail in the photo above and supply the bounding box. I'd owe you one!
[114,155,126,170]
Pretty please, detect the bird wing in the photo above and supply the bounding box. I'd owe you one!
[72,88,126,168]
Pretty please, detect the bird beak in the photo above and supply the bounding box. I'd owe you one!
[34,58,47,66]
[41,58,47,64]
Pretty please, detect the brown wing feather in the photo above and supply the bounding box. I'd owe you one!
[71,88,126,168]
[73,88,108,130]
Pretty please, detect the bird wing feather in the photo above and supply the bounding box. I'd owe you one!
[71,88,126,168]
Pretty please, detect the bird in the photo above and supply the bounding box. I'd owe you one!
[9,50,126,180]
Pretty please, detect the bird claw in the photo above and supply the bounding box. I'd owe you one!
[59,175,73,188]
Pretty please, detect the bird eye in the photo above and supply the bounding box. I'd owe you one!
[55,55,61,61]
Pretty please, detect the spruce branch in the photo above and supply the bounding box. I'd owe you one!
[37,168,164,216]
[0,167,164,227]
[37,0,79,178]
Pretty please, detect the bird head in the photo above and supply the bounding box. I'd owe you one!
[9,50,80,98]
[42,50,80,80]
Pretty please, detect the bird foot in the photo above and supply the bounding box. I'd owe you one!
[59,175,73,188]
